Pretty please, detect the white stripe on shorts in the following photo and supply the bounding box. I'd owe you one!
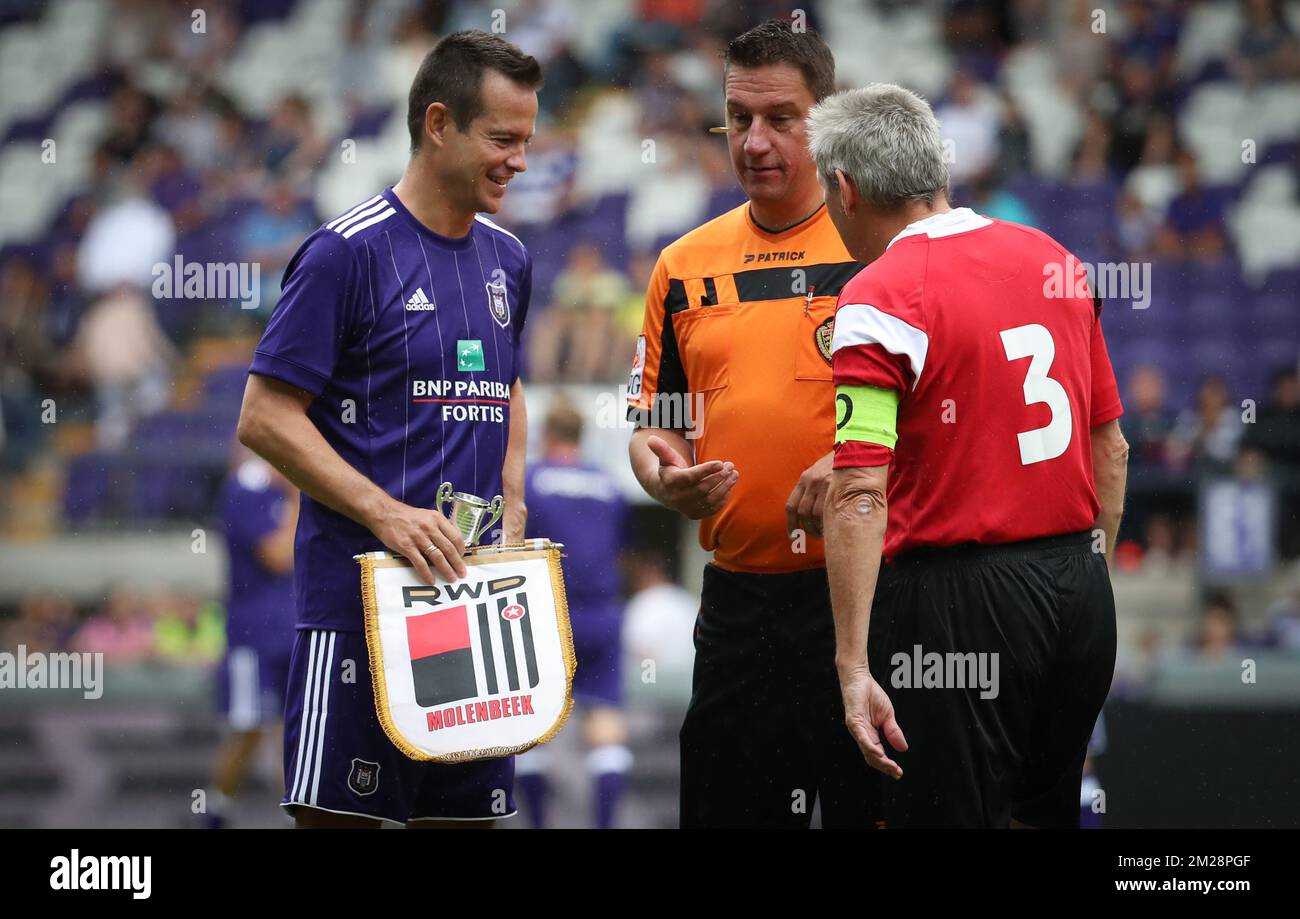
[289,631,319,802]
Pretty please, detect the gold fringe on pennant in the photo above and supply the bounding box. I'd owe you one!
[359,542,577,763]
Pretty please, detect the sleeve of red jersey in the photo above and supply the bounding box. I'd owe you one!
[1089,301,1124,427]
[831,269,928,469]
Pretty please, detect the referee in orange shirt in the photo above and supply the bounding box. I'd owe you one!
[627,19,877,828]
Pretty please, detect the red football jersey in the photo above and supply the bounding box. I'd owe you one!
[831,208,1123,561]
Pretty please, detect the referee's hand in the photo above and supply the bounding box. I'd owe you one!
[840,666,908,780]
[368,497,468,585]
[647,435,739,520]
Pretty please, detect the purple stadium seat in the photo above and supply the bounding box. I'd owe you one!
[62,452,119,523]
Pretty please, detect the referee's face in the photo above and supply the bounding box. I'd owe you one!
[443,69,537,216]
[723,63,819,208]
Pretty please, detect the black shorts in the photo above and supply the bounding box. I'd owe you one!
[679,564,881,828]
[867,531,1116,828]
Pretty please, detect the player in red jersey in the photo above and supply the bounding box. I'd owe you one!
[807,84,1130,827]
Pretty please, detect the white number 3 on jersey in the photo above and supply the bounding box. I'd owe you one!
[1000,324,1072,465]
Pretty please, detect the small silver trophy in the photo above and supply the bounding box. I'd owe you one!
[435,481,504,548]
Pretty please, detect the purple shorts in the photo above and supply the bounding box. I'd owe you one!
[570,601,624,708]
[281,628,516,824]
[218,644,292,730]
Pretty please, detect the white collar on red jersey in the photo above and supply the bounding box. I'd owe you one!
[886,207,992,250]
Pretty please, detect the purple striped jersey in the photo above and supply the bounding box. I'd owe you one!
[250,186,532,631]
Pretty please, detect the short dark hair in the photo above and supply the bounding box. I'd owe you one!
[724,18,835,102]
[407,31,543,152]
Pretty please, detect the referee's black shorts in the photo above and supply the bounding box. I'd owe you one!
[867,530,1116,828]
[679,564,880,828]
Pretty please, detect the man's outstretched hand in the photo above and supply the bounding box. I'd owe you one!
[646,434,739,520]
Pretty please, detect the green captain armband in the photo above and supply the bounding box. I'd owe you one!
[834,384,900,449]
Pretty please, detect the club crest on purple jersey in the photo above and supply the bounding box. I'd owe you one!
[486,280,510,328]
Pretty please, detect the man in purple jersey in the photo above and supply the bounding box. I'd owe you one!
[515,396,631,828]
[206,450,297,829]
[236,31,542,828]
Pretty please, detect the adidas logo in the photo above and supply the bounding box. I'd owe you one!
[406,288,435,311]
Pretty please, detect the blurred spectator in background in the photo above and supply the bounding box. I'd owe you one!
[1266,585,1300,652]
[1117,115,1178,257]
[1156,150,1229,263]
[624,131,711,254]
[1242,367,1300,474]
[98,81,158,165]
[1126,364,1175,468]
[1169,374,1243,476]
[622,549,696,685]
[206,102,262,198]
[335,8,386,117]
[236,180,317,316]
[1102,54,1164,178]
[614,250,657,354]
[1071,109,1115,186]
[1,592,77,654]
[155,85,223,172]
[1230,0,1300,85]
[1242,367,1300,557]
[68,585,156,666]
[530,242,632,382]
[258,95,327,186]
[76,188,176,295]
[992,90,1033,183]
[0,258,63,471]
[1114,190,1159,260]
[1195,591,1243,664]
[153,591,224,667]
[1112,625,1165,695]
[68,284,175,450]
[966,167,1036,226]
[1121,364,1185,566]
[936,68,1000,184]
[507,0,589,114]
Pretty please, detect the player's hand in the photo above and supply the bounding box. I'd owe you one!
[839,664,907,780]
[647,435,738,520]
[786,450,833,538]
[367,498,468,585]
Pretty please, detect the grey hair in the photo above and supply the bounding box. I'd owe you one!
[806,83,949,209]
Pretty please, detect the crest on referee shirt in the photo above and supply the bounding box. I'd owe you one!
[357,540,575,763]
[816,316,835,365]
[485,280,510,328]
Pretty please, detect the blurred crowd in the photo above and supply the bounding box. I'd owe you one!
[2,586,224,669]
[1118,363,1300,567]
[0,0,1297,477]
[0,0,1298,669]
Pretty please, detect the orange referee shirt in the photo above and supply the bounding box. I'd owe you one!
[627,202,861,573]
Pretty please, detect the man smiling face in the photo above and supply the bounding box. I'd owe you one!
[437,69,537,217]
